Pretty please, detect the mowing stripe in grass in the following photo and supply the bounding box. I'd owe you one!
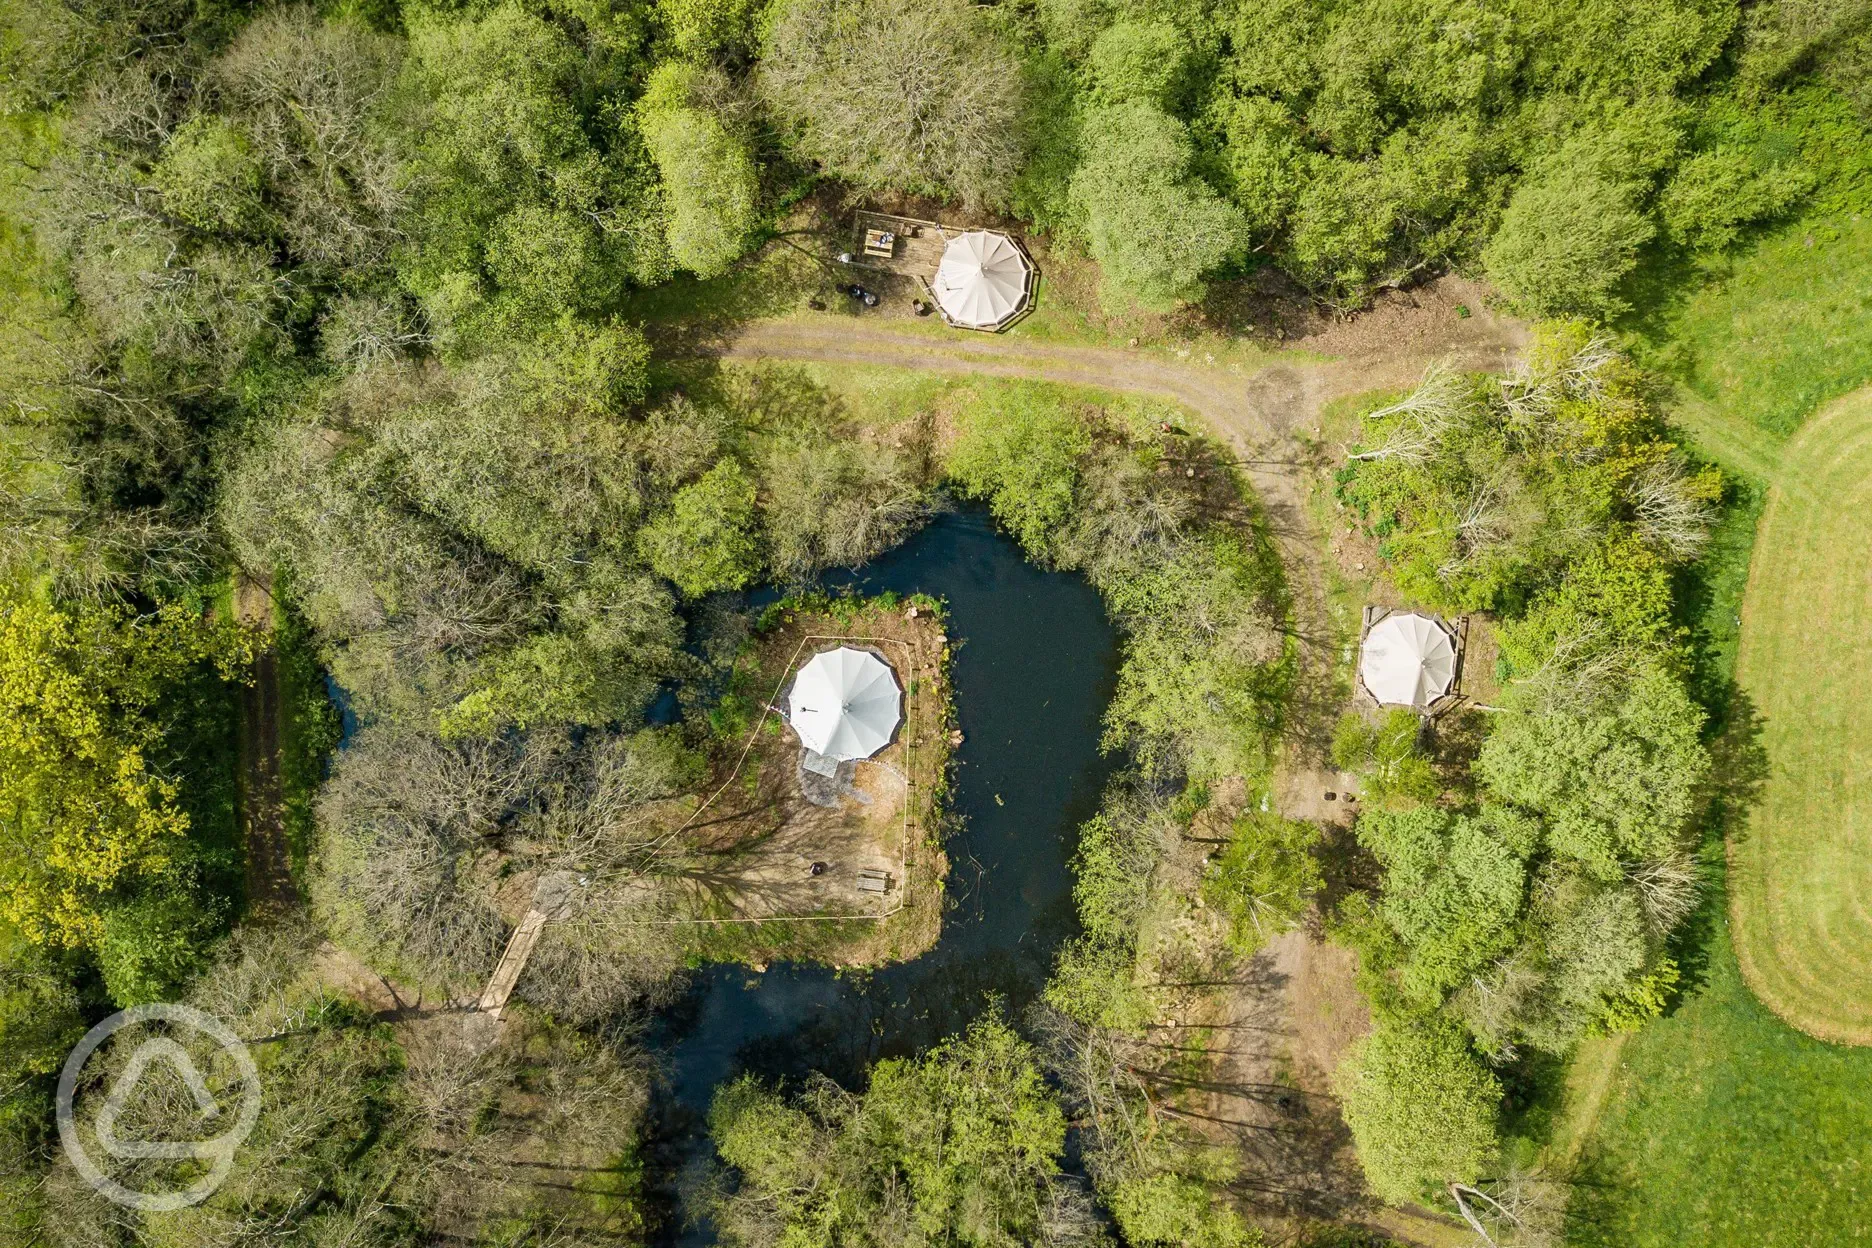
[1729,384,1872,1044]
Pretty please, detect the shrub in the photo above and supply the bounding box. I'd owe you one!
[1201,811,1322,953]
[945,392,1089,560]
[1331,709,1438,805]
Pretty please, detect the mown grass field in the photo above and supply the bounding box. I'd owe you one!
[1634,213,1872,437]
[1551,210,1872,1244]
[1566,916,1872,1246]
[1726,385,1872,1043]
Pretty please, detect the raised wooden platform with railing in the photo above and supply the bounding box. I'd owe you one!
[846,209,949,277]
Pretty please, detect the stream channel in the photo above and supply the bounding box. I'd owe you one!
[644,508,1123,1243]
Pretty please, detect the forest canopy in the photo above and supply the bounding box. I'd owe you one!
[2,0,1866,1241]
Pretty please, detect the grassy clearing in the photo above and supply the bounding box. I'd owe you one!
[1542,197,1872,1238]
[1725,385,1872,1043]
[692,355,1209,448]
[1629,213,1872,437]
[1564,913,1872,1247]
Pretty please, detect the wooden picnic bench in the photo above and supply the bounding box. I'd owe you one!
[862,228,896,259]
[856,868,892,894]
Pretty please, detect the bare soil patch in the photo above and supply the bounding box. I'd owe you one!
[234,572,297,915]
[683,598,954,966]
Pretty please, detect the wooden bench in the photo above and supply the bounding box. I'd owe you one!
[856,869,892,894]
[862,228,896,259]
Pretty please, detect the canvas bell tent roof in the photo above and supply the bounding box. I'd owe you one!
[786,647,903,761]
[930,231,1033,330]
[1359,612,1457,709]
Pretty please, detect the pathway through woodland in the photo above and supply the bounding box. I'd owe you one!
[717,278,1525,1244]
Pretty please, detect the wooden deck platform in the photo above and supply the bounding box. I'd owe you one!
[845,210,951,278]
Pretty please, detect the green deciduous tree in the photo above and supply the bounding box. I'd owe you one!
[639,459,763,597]
[1100,533,1286,780]
[1483,163,1654,319]
[1108,1171,1260,1247]
[1356,805,1535,1002]
[1086,20,1191,111]
[659,0,769,60]
[709,1017,1096,1247]
[0,595,249,949]
[1478,663,1709,877]
[222,340,684,734]
[400,2,668,345]
[1069,102,1249,311]
[638,62,761,278]
[947,393,1090,560]
[761,0,1025,206]
[1337,1014,1501,1205]
[150,114,268,234]
[0,933,85,1109]
[95,882,227,1006]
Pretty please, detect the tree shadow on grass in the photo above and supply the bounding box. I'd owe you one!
[1670,684,1767,1005]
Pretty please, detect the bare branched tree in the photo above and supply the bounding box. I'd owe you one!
[1439,474,1513,578]
[1349,361,1468,464]
[518,895,690,1023]
[314,726,533,989]
[1057,443,1197,582]
[1030,1005,1158,1187]
[318,292,430,370]
[211,6,407,271]
[1456,950,1544,1061]
[1511,619,1643,716]
[1500,334,1619,421]
[1626,852,1703,935]
[1450,1165,1569,1248]
[1628,454,1716,559]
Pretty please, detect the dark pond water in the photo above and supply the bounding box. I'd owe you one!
[644,509,1122,1243]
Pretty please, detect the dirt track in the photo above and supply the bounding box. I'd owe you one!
[719,278,1526,743]
[717,282,1525,1243]
[234,574,297,914]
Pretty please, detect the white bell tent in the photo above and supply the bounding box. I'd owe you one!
[786,647,903,761]
[1359,612,1457,709]
[930,230,1033,330]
